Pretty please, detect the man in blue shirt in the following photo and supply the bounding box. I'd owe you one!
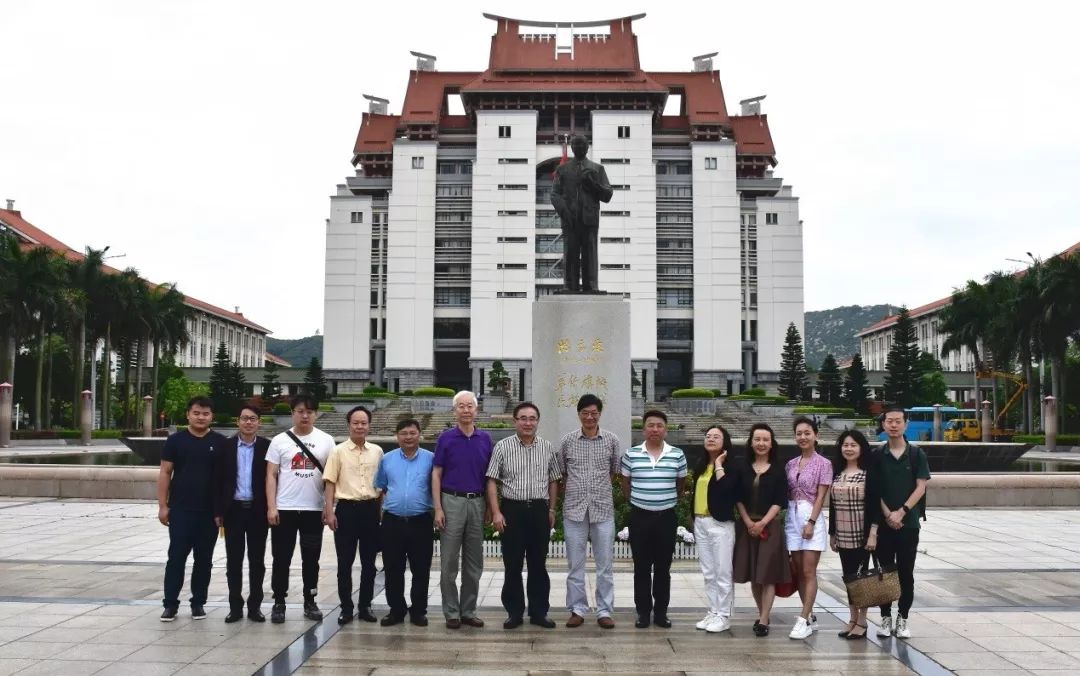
[375,418,435,627]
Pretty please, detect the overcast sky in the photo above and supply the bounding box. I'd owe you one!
[4,0,1078,339]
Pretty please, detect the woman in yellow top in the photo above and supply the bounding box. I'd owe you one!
[688,424,742,634]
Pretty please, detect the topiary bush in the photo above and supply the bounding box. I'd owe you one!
[413,387,455,397]
[670,388,717,398]
[271,402,291,414]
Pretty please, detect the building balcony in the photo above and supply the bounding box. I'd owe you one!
[346,176,392,192]
[736,176,783,197]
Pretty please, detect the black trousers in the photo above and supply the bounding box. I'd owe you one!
[564,226,598,291]
[500,499,551,620]
[270,510,323,604]
[334,499,381,613]
[223,501,268,611]
[163,508,217,609]
[838,547,870,580]
[381,512,434,619]
[877,527,920,618]
[629,506,677,617]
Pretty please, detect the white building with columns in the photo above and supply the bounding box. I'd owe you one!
[323,13,804,399]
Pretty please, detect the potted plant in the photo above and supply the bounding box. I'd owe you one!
[484,360,512,413]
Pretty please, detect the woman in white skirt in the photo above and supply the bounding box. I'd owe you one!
[784,416,832,639]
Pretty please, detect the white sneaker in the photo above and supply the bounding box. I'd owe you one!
[876,615,893,638]
[696,611,718,630]
[705,615,731,633]
[788,616,812,640]
[895,616,910,638]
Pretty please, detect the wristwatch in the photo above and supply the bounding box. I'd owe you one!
[900,505,910,514]
[806,518,816,525]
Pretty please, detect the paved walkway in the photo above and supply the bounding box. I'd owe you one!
[0,499,1078,674]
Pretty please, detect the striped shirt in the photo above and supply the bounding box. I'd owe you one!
[619,442,688,511]
[486,434,562,501]
[559,428,622,523]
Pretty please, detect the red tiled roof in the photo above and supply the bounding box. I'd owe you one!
[400,71,481,125]
[483,14,644,72]
[460,72,667,94]
[729,114,776,157]
[0,208,270,334]
[649,71,730,127]
[352,113,401,156]
[265,352,291,367]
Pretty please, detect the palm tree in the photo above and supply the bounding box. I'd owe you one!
[1038,253,1080,433]
[65,247,107,428]
[141,283,192,427]
[88,267,143,429]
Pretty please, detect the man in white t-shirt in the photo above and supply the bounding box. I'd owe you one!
[266,394,335,624]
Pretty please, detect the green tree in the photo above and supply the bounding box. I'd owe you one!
[778,322,807,400]
[817,354,842,404]
[208,342,233,414]
[844,353,870,415]
[302,356,328,403]
[261,361,283,403]
[229,359,247,411]
[883,307,919,407]
[487,360,511,395]
[161,376,209,424]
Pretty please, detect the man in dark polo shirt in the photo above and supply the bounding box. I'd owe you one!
[874,406,931,640]
[158,395,227,622]
[432,390,493,629]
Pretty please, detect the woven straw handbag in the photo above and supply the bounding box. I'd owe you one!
[843,553,900,609]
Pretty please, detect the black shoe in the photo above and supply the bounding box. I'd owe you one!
[529,616,556,629]
[160,607,178,622]
[357,608,378,623]
[653,615,672,628]
[380,613,405,627]
[248,608,265,622]
[224,609,244,623]
[271,603,286,624]
[753,622,770,637]
[635,615,650,629]
[845,624,868,640]
[191,604,206,620]
[503,616,523,629]
[410,615,428,627]
[337,611,354,625]
[303,600,323,621]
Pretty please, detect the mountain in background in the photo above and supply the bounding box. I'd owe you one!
[266,335,323,367]
[804,304,896,370]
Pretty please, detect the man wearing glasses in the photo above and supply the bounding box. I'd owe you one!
[559,393,622,629]
[432,390,492,629]
[265,394,335,623]
[213,405,271,623]
[486,402,562,629]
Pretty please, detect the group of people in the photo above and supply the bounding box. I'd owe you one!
[690,407,930,640]
[157,391,929,639]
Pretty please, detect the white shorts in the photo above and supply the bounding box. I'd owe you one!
[785,500,827,552]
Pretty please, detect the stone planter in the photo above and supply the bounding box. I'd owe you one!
[411,397,453,413]
[669,398,717,415]
[632,397,645,416]
[331,398,393,413]
[824,418,857,431]
[483,394,509,414]
[752,404,794,417]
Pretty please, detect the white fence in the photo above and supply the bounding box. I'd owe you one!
[433,540,699,560]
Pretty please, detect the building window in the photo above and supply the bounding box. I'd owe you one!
[656,160,692,175]
[350,211,363,223]
[600,263,630,270]
[601,210,630,217]
[498,125,511,138]
[434,287,470,307]
[766,212,778,224]
[433,318,470,339]
[657,288,693,306]
[610,184,630,191]
[497,263,528,270]
[497,291,527,298]
[498,158,528,164]
[600,236,631,244]
[704,157,718,170]
[497,210,528,216]
[498,184,528,190]
[617,125,630,138]
[601,158,630,164]
[749,291,758,307]
[497,236,528,243]
[411,157,424,169]
[657,319,693,340]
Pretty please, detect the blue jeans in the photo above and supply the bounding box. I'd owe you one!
[564,515,615,618]
[163,508,217,609]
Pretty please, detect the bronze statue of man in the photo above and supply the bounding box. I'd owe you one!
[550,135,614,293]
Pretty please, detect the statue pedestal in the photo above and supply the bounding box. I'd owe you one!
[532,295,631,449]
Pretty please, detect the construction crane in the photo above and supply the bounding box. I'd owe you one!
[944,371,1026,441]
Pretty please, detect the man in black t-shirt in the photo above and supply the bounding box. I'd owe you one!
[158,395,227,622]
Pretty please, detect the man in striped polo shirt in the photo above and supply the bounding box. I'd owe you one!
[486,402,562,629]
[619,409,687,629]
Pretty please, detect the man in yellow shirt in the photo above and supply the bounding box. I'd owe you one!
[324,405,384,625]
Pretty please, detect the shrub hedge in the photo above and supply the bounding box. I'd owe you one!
[1012,434,1080,445]
[412,387,455,397]
[794,406,857,417]
[670,388,717,399]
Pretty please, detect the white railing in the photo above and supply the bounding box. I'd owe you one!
[432,540,699,560]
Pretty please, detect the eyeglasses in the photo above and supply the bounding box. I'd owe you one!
[238,416,259,423]
[579,411,600,418]
[515,416,539,423]
[293,410,314,416]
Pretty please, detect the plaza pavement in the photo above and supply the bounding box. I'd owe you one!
[0,500,1078,675]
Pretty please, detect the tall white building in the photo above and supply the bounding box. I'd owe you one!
[323,13,804,398]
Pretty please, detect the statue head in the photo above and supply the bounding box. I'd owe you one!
[570,135,589,160]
